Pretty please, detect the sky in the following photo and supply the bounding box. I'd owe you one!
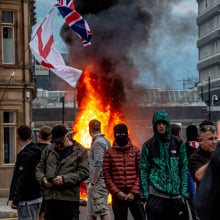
[34,0,198,89]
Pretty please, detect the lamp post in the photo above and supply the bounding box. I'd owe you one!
[211,95,218,106]
[208,75,211,120]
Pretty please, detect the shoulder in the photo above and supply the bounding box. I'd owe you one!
[171,135,183,144]
[23,143,41,156]
[131,145,141,153]
[143,136,155,147]
[72,140,88,153]
[105,146,114,154]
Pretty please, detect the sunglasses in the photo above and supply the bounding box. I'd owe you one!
[200,125,216,132]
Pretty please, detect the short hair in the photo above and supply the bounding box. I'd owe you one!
[199,120,214,129]
[171,124,181,137]
[89,119,101,133]
[17,125,32,141]
[200,124,216,134]
[39,126,52,140]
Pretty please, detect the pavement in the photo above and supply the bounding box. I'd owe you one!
[0,197,134,220]
[0,198,17,219]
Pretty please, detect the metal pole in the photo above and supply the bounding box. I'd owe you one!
[208,75,211,120]
[60,96,65,125]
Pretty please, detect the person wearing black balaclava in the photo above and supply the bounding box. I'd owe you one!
[103,124,146,220]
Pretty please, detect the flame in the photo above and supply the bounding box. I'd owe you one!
[73,64,124,205]
[80,182,88,202]
[73,64,124,149]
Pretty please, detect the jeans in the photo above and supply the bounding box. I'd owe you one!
[18,203,41,220]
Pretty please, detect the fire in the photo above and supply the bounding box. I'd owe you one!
[72,64,124,149]
[73,64,125,205]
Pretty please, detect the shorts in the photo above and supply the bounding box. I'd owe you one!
[87,183,110,216]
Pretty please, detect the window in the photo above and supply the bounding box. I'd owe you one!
[1,11,15,64]
[3,112,17,164]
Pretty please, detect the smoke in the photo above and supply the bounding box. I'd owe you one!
[60,0,152,88]
[60,0,197,89]
[134,1,197,89]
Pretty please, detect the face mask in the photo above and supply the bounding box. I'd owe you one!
[115,133,128,147]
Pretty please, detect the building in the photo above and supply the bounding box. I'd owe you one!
[196,0,220,116]
[0,0,36,196]
[32,87,209,147]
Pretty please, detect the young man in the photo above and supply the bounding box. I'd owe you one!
[103,124,145,220]
[139,110,188,220]
[37,125,52,151]
[171,123,182,138]
[194,141,220,220]
[185,125,199,159]
[9,125,42,220]
[36,125,89,220]
[87,119,111,220]
[189,124,217,187]
[36,125,52,220]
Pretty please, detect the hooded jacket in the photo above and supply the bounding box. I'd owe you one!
[9,143,42,206]
[139,110,188,200]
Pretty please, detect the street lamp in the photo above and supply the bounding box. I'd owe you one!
[208,75,211,120]
[211,95,218,106]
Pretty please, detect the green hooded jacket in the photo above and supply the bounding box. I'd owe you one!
[139,110,188,199]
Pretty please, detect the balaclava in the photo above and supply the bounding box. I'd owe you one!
[114,124,129,147]
[186,125,198,142]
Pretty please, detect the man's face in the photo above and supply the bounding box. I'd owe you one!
[199,131,217,153]
[55,134,68,150]
[156,121,167,134]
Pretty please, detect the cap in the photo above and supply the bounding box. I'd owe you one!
[52,125,68,143]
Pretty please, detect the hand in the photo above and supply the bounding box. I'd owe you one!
[125,192,135,202]
[53,176,63,186]
[116,191,127,200]
[42,177,54,188]
[11,203,18,209]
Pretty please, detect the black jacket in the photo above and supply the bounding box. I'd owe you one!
[194,143,220,220]
[9,143,42,205]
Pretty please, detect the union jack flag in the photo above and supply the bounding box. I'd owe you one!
[55,1,92,47]
[56,0,74,9]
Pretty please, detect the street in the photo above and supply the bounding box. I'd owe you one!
[0,206,134,220]
[80,205,133,219]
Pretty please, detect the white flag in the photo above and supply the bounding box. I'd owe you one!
[29,9,82,87]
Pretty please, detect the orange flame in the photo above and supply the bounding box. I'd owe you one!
[73,65,124,204]
[73,64,124,149]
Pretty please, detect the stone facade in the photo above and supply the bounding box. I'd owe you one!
[0,0,36,196]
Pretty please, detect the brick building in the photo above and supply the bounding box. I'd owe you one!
[0,0,36,196]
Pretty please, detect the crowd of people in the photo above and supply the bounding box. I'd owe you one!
[8,110,220,220]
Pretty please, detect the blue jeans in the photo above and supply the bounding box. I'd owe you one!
[18,203,41,220]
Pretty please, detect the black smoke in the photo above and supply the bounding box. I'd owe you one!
[60,0,197,89]
[60,0,152,88]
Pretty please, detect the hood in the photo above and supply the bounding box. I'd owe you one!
[152,110,171,141]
